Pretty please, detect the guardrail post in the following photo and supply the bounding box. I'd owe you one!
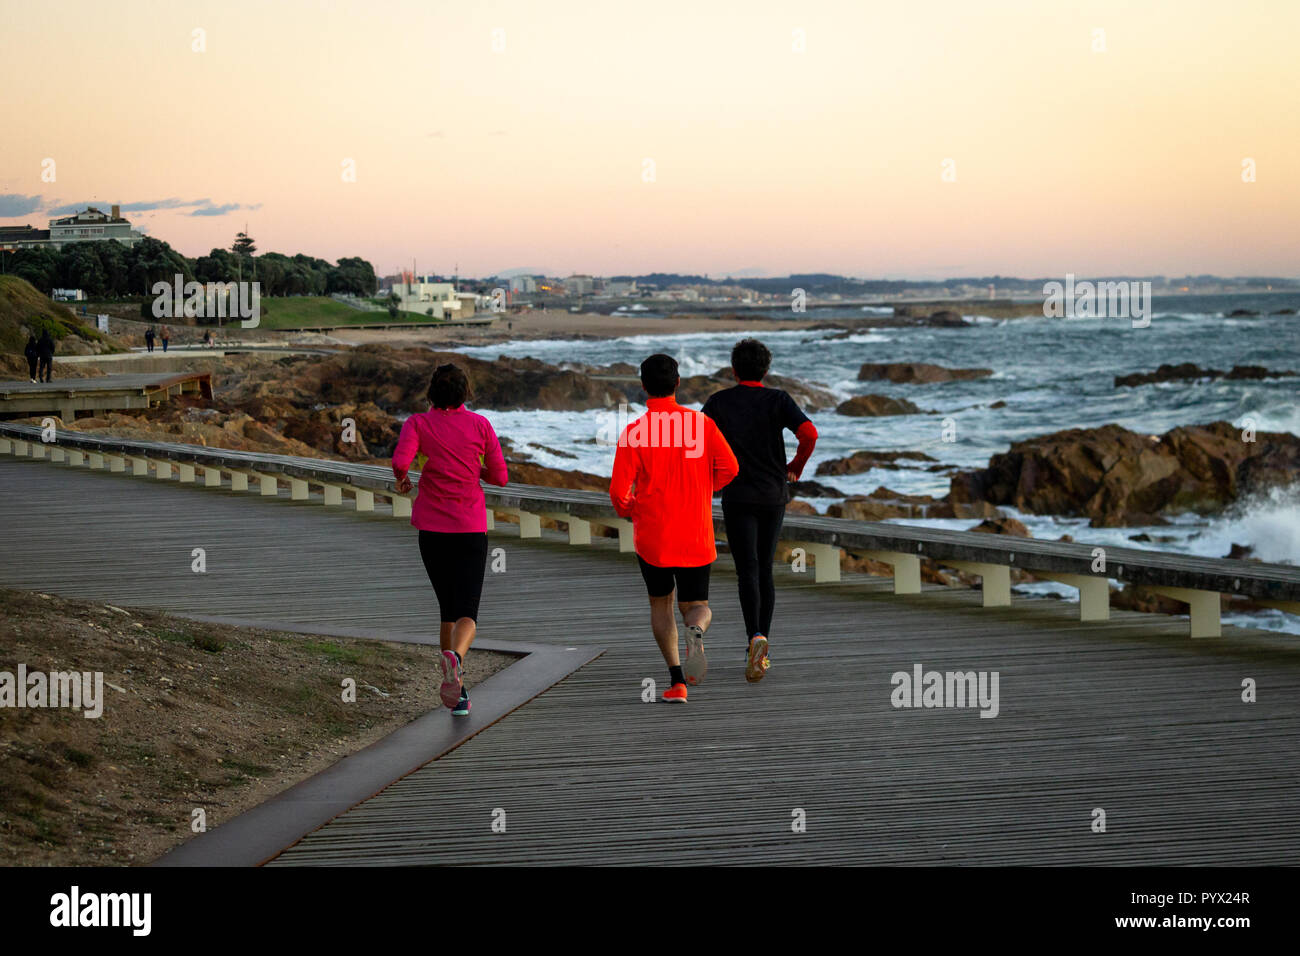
[236,470,278,495]
[941,560,1012,607]
[177,462,196,483]
[13,439,29,455]
[543,512,591,545]
[106,454,125,472]
[49,447,66,463]
[586,517,632,550]
[87,452,105,470]
[485,506,495,530]
[856,549,922,594]
[229,471,249,491]
[68,450,85,467]
[202,465,222,487]
[793,541,841,583]
[152,459,172,479]
[128,456,149,476]
[321,483,343,506]
[29,442,48,459]
[0,438,11,454]
[498,507,541,538]
[288,478,308,500]
[1144,585,1222,638]
[353,489,375,511]
[391,494,411,518]
[1035,572,1110,621]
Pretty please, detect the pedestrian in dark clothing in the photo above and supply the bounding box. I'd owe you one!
[145,326,156,352]
[701,339,819,683]
[24,334,39,382]
[36,330,55,383]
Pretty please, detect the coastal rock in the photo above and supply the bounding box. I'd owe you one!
[968,516,1030,537]
[1114,363,1295,387]
[789,478,848,498]
[785,499,818,515]
[946,421,1300,525]
[827,486,937,521]
[857,362,992,384]
[816,449,938,476]
[835,394,923,417]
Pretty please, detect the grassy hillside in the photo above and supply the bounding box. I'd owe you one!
[0,275,119,354]
[257,296,439,330]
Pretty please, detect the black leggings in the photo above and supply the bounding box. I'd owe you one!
[723,501,785,639]
[418,530,489,623]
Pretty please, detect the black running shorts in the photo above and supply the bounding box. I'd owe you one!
[637,556,711,602]
[418,530,489,623]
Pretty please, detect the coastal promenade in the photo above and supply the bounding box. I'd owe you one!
[1,451,1298,865]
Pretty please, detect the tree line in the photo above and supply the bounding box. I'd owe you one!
[0,231,377,300]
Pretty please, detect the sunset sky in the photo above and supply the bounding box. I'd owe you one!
[2,0,1297,278]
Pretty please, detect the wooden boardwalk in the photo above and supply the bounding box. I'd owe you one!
[2,455,1298,864]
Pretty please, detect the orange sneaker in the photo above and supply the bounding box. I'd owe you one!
[663,682,688,703]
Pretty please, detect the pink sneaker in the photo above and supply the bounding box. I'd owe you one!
[439,651,463,709]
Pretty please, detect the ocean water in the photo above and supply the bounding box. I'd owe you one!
[453,294,1300,632]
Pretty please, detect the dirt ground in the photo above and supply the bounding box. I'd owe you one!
[0,588,514,866]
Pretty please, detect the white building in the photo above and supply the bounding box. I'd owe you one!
[390,279,463,319]
[48,206,145,249]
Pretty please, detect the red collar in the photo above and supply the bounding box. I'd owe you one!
[738,380,764,387]
[646,395,680,410]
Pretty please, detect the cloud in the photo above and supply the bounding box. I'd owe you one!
[190,202,263,217]
[0,194,44,218]
[48,198,262,217]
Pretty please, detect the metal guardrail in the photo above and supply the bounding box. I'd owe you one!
[2,420,1297,637]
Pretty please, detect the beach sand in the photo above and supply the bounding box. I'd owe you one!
[322,309,818,348]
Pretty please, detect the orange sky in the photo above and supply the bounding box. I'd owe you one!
[2,0,1297,278]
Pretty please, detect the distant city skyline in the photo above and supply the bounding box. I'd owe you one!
[3,0,1298,278]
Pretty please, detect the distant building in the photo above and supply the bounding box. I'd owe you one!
[565,275,594,296]
[52,288,86,302]
[0,225,51,252]
[506,275,536,294]
[602,279,637,297]
[0,205,144,252]
[390,279,461,319]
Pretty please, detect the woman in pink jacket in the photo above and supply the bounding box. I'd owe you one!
[393,363,508,716]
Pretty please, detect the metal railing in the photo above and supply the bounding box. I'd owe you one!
[2,420,1297,638]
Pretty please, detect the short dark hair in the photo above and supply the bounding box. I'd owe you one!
[639,353,680,398]
[731,338,771,381]
[427,363,471,408]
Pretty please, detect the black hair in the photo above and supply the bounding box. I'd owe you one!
[731,338,771,381]
[639,353,680,398]
[427,363,471,408]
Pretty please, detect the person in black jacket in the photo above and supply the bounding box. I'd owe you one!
[701,339,819,683]
[24,334,39,382]
[36,330,55,383]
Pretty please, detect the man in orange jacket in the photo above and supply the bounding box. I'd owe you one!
[610,353,739,703]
